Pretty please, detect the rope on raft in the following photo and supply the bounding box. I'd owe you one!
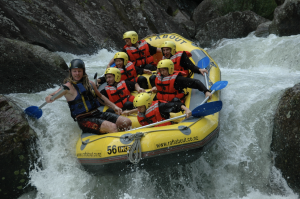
[127,132,144,164]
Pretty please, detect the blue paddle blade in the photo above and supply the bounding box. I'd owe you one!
[192,101,222,117]
[210,81,228,91]
[24,106,43,119]
[197,57,210,69]
[110,63,116,67]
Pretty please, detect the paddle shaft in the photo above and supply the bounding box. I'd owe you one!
[204,73,209,89]
[200,90,216,106]
[132,113,188,131]
[197,56,210,89]
[38,86,69,109]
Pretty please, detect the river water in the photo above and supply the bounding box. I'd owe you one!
[10,33,300,199]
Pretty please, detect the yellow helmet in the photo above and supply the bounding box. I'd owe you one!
[123,31,138,44]
[133,93,152,109]
[114,52,128,66]
[161,41,176,55]
[157,59,174,75]
[105,67,121,83]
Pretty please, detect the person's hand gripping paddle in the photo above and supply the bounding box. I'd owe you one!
[24,85,70,119]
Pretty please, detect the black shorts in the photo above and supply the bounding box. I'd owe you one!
[77,111,119,134]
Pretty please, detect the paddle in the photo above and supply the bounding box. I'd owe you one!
[200,80,228,105]
[24,85,70,119]
[197,56,210,89]
[131,101,222,131]
[94,72,98,87]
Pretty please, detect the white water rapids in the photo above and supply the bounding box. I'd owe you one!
[9,33,300,199]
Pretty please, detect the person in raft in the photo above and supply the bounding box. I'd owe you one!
[100,67,145,112]
[161,40,208,77]
[131,92,191,127]
[107,31,161,71]
[45,59,131,134]
[98,52,151,89]
[150,59,212,103]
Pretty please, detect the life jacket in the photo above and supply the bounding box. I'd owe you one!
[114,66,128,82]
[105,81,135,108]
[163,51,192,76]
[124,40,156,67]
[155,72,186,102]
[67,83,100,120]
[137,100,172,127]
[124,61,138,83]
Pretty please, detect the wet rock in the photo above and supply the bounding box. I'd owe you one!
[0,95,38,199]
[275,0,286,6]
[255,21,272,37]
[272,83,300,193]
[269,0,300,36]
[0,37,68,94]
[172,0,204,19]
[0,0,192,54]
[192,0,220,33]
[195,10,269,48]
[122,0,190,40]
[0,6,24,40]
[173,10,196,38]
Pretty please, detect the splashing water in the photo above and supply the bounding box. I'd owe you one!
[13,33,300,199]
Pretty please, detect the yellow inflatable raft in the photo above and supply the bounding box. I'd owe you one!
[76,33,223,174]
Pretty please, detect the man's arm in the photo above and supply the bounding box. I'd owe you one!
[122,108,138,116]
[159,101,191,118]
[175,76,212,99]
[134,83,145,93]
[175,76,209,93]
[91,81,122,114]
[125,81,145,93]
[180,51,208,75]
[135,66,152,75]
[148,43,161,55]
[45,84,70,103]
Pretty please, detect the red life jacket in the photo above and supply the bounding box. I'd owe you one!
[137,100,171,127]
[105,81,135,108]
[155,72,186,102]
[124,40,156,67]
[124,61,138,82]
[114,66,128,82]
[163,51,192,75]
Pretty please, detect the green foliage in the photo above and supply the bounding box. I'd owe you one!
[19,155,24,161]
[20,169,26,175]
[173,9,179,16]
[212,0,277,20]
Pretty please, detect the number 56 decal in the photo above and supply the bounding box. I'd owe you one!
[107,145,131,155]
[107,145,117,155]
